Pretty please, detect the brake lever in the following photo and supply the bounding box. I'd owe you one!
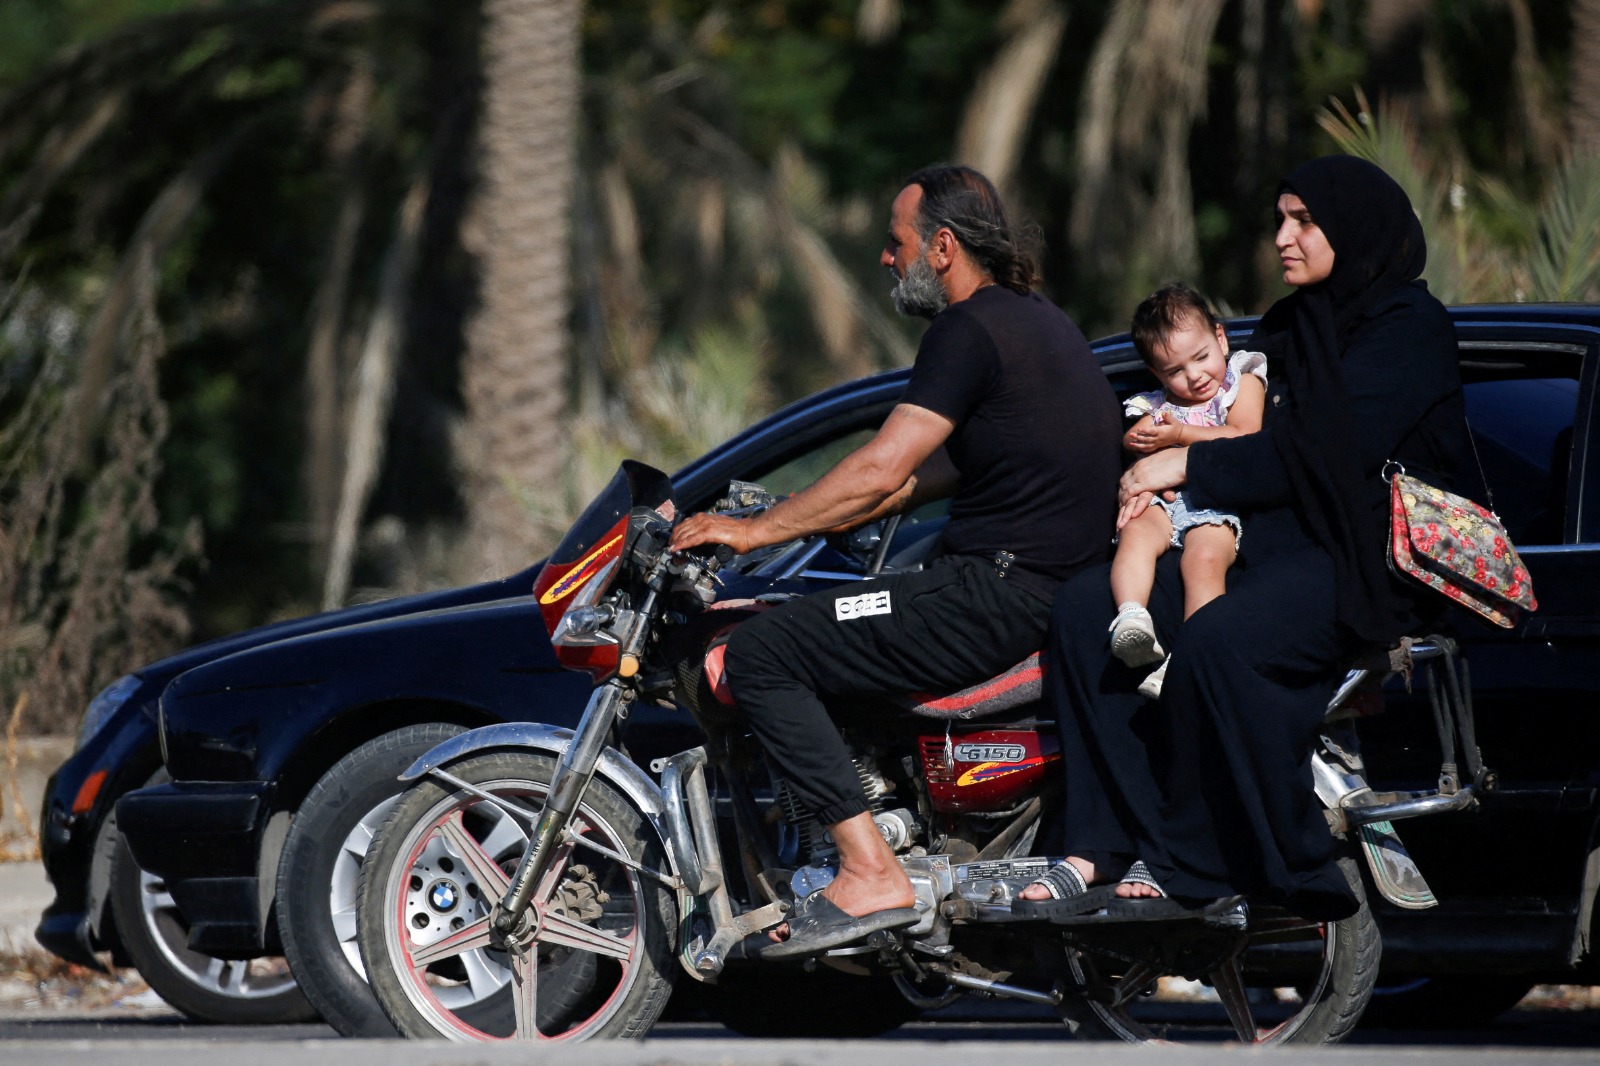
[669,541,734,588]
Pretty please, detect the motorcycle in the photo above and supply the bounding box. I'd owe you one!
[353,460,1490,1044]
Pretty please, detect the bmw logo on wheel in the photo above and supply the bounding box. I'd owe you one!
[427,878,460,913]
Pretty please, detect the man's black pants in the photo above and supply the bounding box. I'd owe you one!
[722,554,1052,825]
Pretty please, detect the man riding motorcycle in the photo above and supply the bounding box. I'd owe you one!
[669,163,1122,957]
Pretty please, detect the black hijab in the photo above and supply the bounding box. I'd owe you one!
[1262,155,1428,644]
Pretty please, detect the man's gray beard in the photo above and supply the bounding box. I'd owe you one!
[891,253,948,319]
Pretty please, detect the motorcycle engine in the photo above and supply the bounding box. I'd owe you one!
[773,752,923,865]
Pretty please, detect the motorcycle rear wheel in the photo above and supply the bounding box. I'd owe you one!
[356,751,676,1041]
[1056,852,1379,1045]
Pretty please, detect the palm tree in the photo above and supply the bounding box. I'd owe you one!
[1070,0,1226,308]
[1571,0,1600,152]
[954,0,1067,204]
[457,0,583,579]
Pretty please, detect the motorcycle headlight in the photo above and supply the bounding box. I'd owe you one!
[77,674,141,748]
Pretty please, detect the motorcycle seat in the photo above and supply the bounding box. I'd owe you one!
[892,652,1044,720]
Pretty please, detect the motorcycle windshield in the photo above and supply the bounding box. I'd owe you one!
[533,461,674,638]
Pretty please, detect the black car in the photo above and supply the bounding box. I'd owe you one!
[34,576,591,1024]
[40,366,914,1032]
[47,304,1600,1034]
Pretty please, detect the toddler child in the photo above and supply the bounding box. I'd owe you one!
[1110,283,1266,698]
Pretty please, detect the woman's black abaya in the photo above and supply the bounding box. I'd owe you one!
[1053,544,1359,919]
[1050,156,1473,919]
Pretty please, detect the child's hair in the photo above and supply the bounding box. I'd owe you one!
[1130,282,1221,365]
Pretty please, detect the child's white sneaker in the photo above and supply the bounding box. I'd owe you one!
[1109,602,1165,667]
[1137,656,1170,700]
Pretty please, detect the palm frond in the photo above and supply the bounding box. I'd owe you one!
[1317,91,1478,303]
[1317,91,1436,216]
[1526,152,1600,302]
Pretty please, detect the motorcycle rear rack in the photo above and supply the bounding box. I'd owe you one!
[1314,636,1490,910]
[1315,634,1489,833]
[1312,633,1484,909]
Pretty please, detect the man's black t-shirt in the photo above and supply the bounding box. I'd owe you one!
[900,285,1122,602]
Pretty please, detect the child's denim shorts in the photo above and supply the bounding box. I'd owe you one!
[1155,490,1243,549]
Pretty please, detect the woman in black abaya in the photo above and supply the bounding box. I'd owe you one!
[1019,155,1473,920]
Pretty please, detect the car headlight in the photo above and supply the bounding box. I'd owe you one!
[77,674,141,748]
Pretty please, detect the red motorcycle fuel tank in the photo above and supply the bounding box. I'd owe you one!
[919,727,1060,814]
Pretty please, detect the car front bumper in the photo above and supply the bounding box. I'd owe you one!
[34,902,105,971]
[115,780,280,958]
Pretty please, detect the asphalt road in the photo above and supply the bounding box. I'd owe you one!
[2,997,1599,1062]
[0,1017,1598,1066]
[7,855,1599,1061]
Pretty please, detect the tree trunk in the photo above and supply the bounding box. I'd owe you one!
[1571,0,1600,153]
[322,173,430,610]
[303,62,374,571]
[65,130,243,473]
[1070,0,1223,293]
[1505,0,1561,172]
[458,0,582,578]
[954,0,1066,204]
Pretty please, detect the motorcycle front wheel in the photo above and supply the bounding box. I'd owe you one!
[1056,852,1379,1045]
[356,751,677,1042]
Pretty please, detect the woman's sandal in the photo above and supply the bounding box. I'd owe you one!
[1010,860,1120,921]
[1060,861,1247,925]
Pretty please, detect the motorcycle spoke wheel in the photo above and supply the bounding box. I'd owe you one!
[510,948,541,1040]
[1208,955,1259,1042]
[1068,916,1333,1043]
[359,752,675,1042]
[1058,855,1378,1046]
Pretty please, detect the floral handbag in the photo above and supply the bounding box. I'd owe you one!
[1386,461,1536,628]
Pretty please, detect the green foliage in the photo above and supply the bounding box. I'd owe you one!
[1320,90,1600,305]
[519,321,773,551]
[0,0,205,92]
[1525,152,1600,301]
[4,0,1600,662]
[0,262,199,734]
[0,0,480,636]
[1317,91,1470,303]
[0,1,64,91]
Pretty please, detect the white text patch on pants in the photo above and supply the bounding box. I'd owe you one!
[834,590,892,621]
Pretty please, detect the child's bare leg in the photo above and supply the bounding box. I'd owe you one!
[1178,523,1238,619]
[1110,506,1174,608]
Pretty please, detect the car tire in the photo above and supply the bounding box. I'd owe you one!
[1359,974,1535,1030]
[108,771,317,1024]
[275,722,468,1037]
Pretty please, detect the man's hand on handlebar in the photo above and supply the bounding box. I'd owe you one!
[669,512,761,557]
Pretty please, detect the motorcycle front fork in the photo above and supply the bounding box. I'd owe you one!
[490,679,630,935]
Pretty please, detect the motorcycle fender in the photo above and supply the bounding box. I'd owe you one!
[398,721,684,886]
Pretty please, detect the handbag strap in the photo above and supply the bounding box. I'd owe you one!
[1385,401,1497,515]
[1461,414,1497,514]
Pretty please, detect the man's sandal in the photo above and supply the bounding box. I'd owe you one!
[760,892,920,959]
[1010,860,1120,921]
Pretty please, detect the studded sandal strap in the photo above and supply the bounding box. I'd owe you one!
[1121,860,1168,898]
[1030,860,1088,900]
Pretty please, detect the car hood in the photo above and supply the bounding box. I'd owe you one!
[131,565,542,688]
